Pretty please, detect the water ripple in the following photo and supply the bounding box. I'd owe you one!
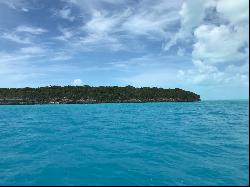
[0,101,249,185]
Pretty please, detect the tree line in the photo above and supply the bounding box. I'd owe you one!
[0,85,201,104]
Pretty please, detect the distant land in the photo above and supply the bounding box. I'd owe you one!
[0,86,201,105]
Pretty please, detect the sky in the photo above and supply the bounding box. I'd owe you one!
[0,0,249,100]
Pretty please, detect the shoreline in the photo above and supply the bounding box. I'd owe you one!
[0,99,201,105]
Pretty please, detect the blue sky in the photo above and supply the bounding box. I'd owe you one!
[0,0,249,100]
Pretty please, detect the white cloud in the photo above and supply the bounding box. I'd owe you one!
[1,25,47,44]
[49,52,72,61]
[120,1,181,39]
[55,27,75,41]
[0,51,32,64]
[173,0,249,90]
[177,47,185,56]
[164,0,215,50]
[72,79,83,86]
[19,46,47,55]
[216,0,249,25]
[164,0,249,52]
[78,34,126,51]
[1,32,32,44]
[177,60,249,86]
[193,24,247,64]
[73,10,129,51]
[0,0,30,12]
[21,8,29,12]
[63,0,126,9]
[53,10,129,51]
[0,46,47,65]
[16,26,47,35]
[122,10,178,39]
[179,0,215,33]
[81,10,129,44]
[60,0,181,51]
[57,8,75,21]
[84,10,125,34]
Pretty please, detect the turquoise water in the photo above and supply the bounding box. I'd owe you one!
[0,101,249,186]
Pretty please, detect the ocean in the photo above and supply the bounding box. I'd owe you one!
[0,101,249,185]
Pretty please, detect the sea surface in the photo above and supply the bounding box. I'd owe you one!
[0,100,249,186]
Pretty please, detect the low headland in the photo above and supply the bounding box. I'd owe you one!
[0,86,201,105]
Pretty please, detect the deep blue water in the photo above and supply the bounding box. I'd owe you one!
[0,101,249,186]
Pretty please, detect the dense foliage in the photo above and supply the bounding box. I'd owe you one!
[0,86,200,104]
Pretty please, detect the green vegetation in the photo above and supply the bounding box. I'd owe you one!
[0,85,200,105]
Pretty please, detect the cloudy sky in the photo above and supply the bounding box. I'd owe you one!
[0,0,249,99]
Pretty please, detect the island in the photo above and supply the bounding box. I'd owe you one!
[0,86,200,105]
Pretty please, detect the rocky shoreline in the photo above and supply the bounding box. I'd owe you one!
[0,98,200,105]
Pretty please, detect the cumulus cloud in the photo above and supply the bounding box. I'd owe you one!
[175,0,249,89]
[178,60,249,87]
[216,0,249,25]
[164,0,215,50]
[192,24,247,64]
[72,79,83,86]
